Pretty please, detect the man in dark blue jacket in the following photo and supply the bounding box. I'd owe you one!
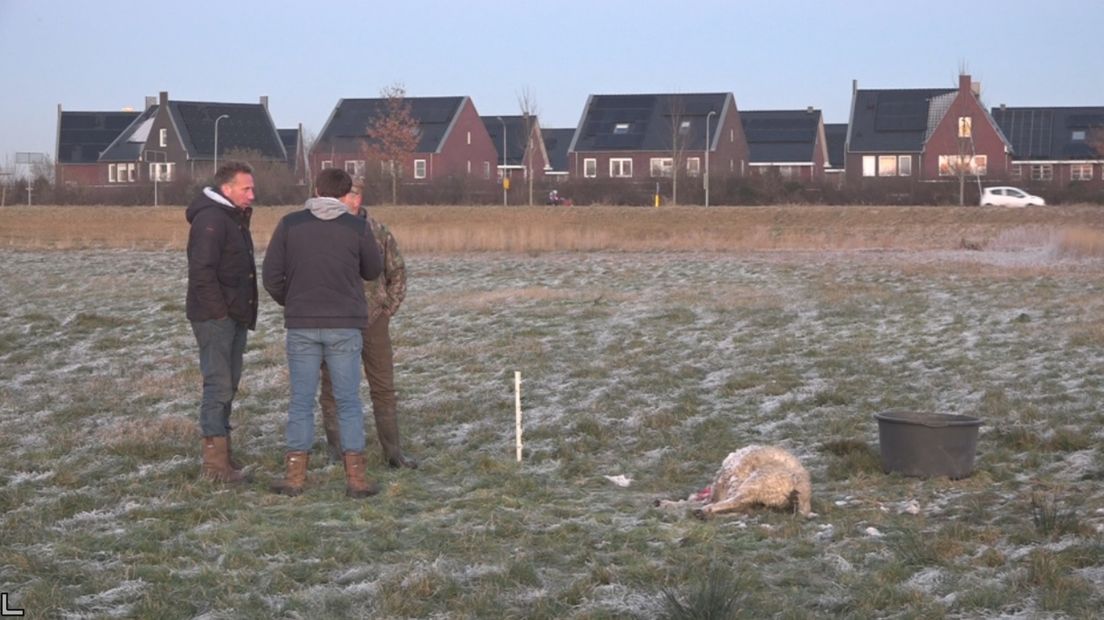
[185,161,257,483]
[262,168,383,497]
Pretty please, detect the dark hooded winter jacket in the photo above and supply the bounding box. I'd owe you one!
[185,188,258,329]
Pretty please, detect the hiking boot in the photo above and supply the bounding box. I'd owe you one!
[342,451,380,498]
[201,436,246,484]
[270,451,309,497]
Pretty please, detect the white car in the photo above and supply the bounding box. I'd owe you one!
[980,186,1046,208]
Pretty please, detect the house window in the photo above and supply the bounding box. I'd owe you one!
[897,156,912,176]
[730,129,734,142]
[1071,163,1093,181]
[649,157,673,177]
[150,162,175,182]
[1030,164,1053,181]
[483,161,491,179]
[108,164,116,183]
[1072,130,1086,141]
[610,158,633,178]
[679,120,691,135]
[159,128,167,148]
[613,123,630,135]
[958,117,972,138]
[779,166,795,179]
[321,160,333,169]
[467,131,471,145]
[344,160,365,176]
[584,158,597,178]
[1011,164,1023,180]
[127,163,136,182]
[687,157,701,177]
[414,159,427,179]
[938,155,987,176]
[878,155,897,177]
[466,160,471,174]
[862,156,876,177]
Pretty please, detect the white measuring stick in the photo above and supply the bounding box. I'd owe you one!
[515,371,523,462]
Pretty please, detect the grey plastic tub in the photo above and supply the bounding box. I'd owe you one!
[874,411,983,479]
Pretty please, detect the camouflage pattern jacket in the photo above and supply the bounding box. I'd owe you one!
[364,214,406,326]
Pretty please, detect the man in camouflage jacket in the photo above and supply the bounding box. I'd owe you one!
[319,184,417,469]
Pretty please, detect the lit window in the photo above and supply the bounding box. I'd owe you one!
[467,131,471,145]
[610,158,633,178]
[584,158,597,178]
[649,158,673,178]
[939,155,986,176]
[127,163,136,182]
[958,117,972,138]
[108,164,116,183]
[1071,163,1093,181]
[862,156,876,177]
[466,160,471,174]
[730,129,734,142]
[687,157,700,177]
[613,123,630,135]
[898,156,911,176]
[878,155,897,177]
[159,128,167,148]
[414,159,427,179]
[973,155,987,175]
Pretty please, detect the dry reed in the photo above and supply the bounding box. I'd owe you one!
[1,204,1101,253]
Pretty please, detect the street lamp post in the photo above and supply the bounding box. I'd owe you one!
[705,110,716,208]
[145,149,166,207]
[213,114,230,174]
[497,116,507,206]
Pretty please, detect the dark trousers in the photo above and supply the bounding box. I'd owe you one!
[191,318,248,437]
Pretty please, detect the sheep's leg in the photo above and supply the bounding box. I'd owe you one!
[694,491,757,520]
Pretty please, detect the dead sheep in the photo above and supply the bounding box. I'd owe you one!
[656,445,813,519]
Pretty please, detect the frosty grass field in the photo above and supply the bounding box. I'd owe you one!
[1,212,1103,617]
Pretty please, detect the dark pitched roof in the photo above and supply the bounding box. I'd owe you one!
[316,96,466,154]
[169,101,286,161]
[741,109,821,163]
[481,115,534,166]
[57,110,141,164]
[542,128,574,172]
[278,128,300,161]
[98,105,159,162]
[824,123,847,168]
[848,88,956,153]
[570,93,730,152]
[991,106,1104,160]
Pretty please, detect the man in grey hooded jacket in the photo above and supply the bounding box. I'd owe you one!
[262,168,382,497]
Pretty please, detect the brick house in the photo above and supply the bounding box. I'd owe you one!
[740,108,829,183]
[95,91,287,187]
[568,93,750,187]
[311,96,498,183]
[991,106,1104,190]
[846,75,1012,190]
[480,115,550,182]
[542,128,574,182]
[55,108,140,187]
[824,123,847,187]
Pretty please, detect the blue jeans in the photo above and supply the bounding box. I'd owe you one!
[286,328,365,453]
[191,318,248,437]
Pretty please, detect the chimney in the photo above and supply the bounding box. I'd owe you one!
[260,95,269,110]
[145,95,156,110]
[958,74,971,93]
[852,79,857,95]
[971,81,981,97]
[159,91,169,106]
[806,106,814,114]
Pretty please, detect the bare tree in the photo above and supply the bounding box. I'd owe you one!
[517,87,539,206]
[665,96,689,206]
[364,83,420,205]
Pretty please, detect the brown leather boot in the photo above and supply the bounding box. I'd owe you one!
[270,451,310,497]
[201,436,246,483]
[374,408,418,469]
[342,451,380,498]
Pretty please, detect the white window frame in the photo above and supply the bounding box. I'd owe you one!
[878,155,897,177]
[466,160,471,175]
[687,157,701,177]
[344,160,365,176]
[108,164,116,183]
[1030,164,1053,181]
[678,120,691,135]
[159,128,167,148]
[321,160,333,170]
[649,157,673,178]
[1072,130,1086,141]
[609,158,633,178]
[466,131,472,145]
[613,123,630,135]
[957,116,972,138]
[897,155,911,177]
[1011,164,1023,180]
[862,156,876,177]
[584,158,597,178]
[414,159,427,179]
[1070,163,1093,181]
[149,162,175,182]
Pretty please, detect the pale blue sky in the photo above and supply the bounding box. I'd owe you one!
[2,0,1101,168]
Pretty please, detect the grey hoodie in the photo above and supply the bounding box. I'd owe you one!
[261,198,382,328]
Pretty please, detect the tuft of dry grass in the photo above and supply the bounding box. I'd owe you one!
[2,204,1102,253]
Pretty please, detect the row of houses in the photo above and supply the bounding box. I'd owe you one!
[55,75,1104,201]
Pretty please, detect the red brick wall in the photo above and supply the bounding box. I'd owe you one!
[922,77,1011,180]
